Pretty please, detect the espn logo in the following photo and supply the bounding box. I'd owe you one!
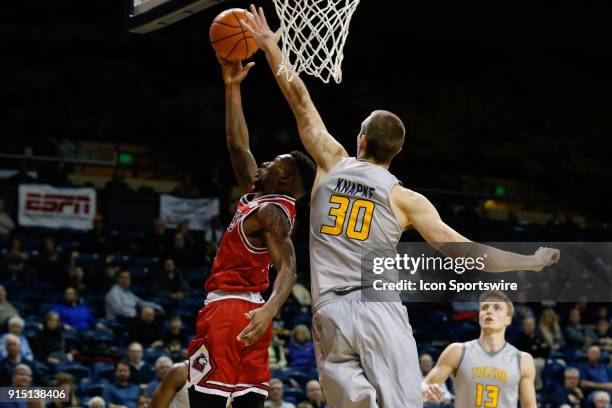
[25,193,92,215]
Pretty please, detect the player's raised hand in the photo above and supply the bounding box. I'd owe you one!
[239,5,282,53]
[217,54,255,85]
[422,383,445,403]
[532,247,561,271]
[237,306,274,346]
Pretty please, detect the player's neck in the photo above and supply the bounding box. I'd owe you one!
[357,155,391,170]
[478,330,506,352]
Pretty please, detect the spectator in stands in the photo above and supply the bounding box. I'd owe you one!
[539,309,564,351]
[82,214,110,254]
[128,307,163,348]
[52,287,100,331]
[287,325,316,372]
[269,333,288,373]
[87,397,106,408]
[162,315,187,358]
[126,342,153,386]
[105,270,162,321]
[144,218,170,256]
[550,367,584,408]
[0,335,35,386]
[592,391,611,408]
[7,236,30,281]
[304,380,326,408]
[137,395,151,408]
[152,259,190,301]
[92,263,119,295]
[52,372,80,407]
[419,353,453,405]
[35,236,63,282]
[102,360,140,408]
[0,199,14,237]
[265,378,296,408]
[171,175,201,198]
[166,232,193,266]
[64,264,88,293]
[580,345,612,394]
[0,364,43,408]
[105,171,131,192]
[565,308,596,350]
[0,284,19,324]
[0,317,33,361]
[143,356,172,397]
[515,316,550,389]
[177,222,198,252]
[594,319,612,352]
[32,311,72,365]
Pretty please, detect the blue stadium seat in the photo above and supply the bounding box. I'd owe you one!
[57,363,91,381]
[93,362,115,381]
[144,348,168,364]
[80,378,107,397]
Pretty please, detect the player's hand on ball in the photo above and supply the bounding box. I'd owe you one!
[237,307,274,346]
[217,55,255,85]
[240,5,282,52]
[422,383,445,403]
[532,247,561,271]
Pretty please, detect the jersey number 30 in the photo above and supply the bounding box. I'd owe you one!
[320,195,375,241]
[475,383,499,408]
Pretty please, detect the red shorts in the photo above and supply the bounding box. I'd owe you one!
[187,298,272,398]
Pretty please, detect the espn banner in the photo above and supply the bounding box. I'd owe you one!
[160,195,219,231]
[18,184,97,230]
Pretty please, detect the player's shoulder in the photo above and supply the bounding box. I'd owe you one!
[256,202,292,232]
[440,342,465,365]
[519,351,535,371]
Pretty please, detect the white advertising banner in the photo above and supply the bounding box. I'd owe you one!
[18,184,97,230]
[160,195,219,231]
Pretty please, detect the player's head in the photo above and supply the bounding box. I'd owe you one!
[357,110,405,165]
[478,291,513,332]
[253,151,316,199]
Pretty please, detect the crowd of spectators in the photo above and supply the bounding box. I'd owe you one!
[1,195,612,407]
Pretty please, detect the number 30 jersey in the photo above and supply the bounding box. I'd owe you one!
[309,157,404,303]
[454,340,521,408]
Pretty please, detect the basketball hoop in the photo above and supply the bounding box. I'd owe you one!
[272,0,361,84]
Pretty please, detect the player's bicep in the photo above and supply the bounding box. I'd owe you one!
[257,203,295,269]
[400,189,468,243]
[424,343,463,384]
[519,353,537,408]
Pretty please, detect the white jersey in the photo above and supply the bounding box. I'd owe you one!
[309,157,403,308]
[454,340,522,408]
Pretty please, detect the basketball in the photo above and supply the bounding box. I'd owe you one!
[209,8,259,61]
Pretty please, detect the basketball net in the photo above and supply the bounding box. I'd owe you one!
[272,0,360,84]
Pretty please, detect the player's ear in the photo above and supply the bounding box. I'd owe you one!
[358,134,367,150]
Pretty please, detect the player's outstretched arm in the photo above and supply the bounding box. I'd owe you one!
[237,203,297,346]
[391,186,560,272]
[240,5,348,172]
[422,343,462,403]
[519,353,537,408]
[219,56,258,191]
[151,363,187,408]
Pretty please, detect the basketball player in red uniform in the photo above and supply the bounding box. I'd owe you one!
[187,57,315,408]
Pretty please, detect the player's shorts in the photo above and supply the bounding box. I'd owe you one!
[312,289,422,408]
[187,291,271,399]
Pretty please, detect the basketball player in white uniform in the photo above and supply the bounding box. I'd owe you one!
[151,362,189,408]
[241,6,559,408]
[423,291,537,408]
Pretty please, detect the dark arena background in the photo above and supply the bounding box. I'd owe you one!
[0,0,611,407]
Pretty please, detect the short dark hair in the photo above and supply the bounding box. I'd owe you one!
[115,359,130,370]
[362,110,405,163]
[290,151,316,197]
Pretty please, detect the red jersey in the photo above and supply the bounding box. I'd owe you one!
[205,192,296,293]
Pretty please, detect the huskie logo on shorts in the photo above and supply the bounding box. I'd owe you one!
[189,344,213,386]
